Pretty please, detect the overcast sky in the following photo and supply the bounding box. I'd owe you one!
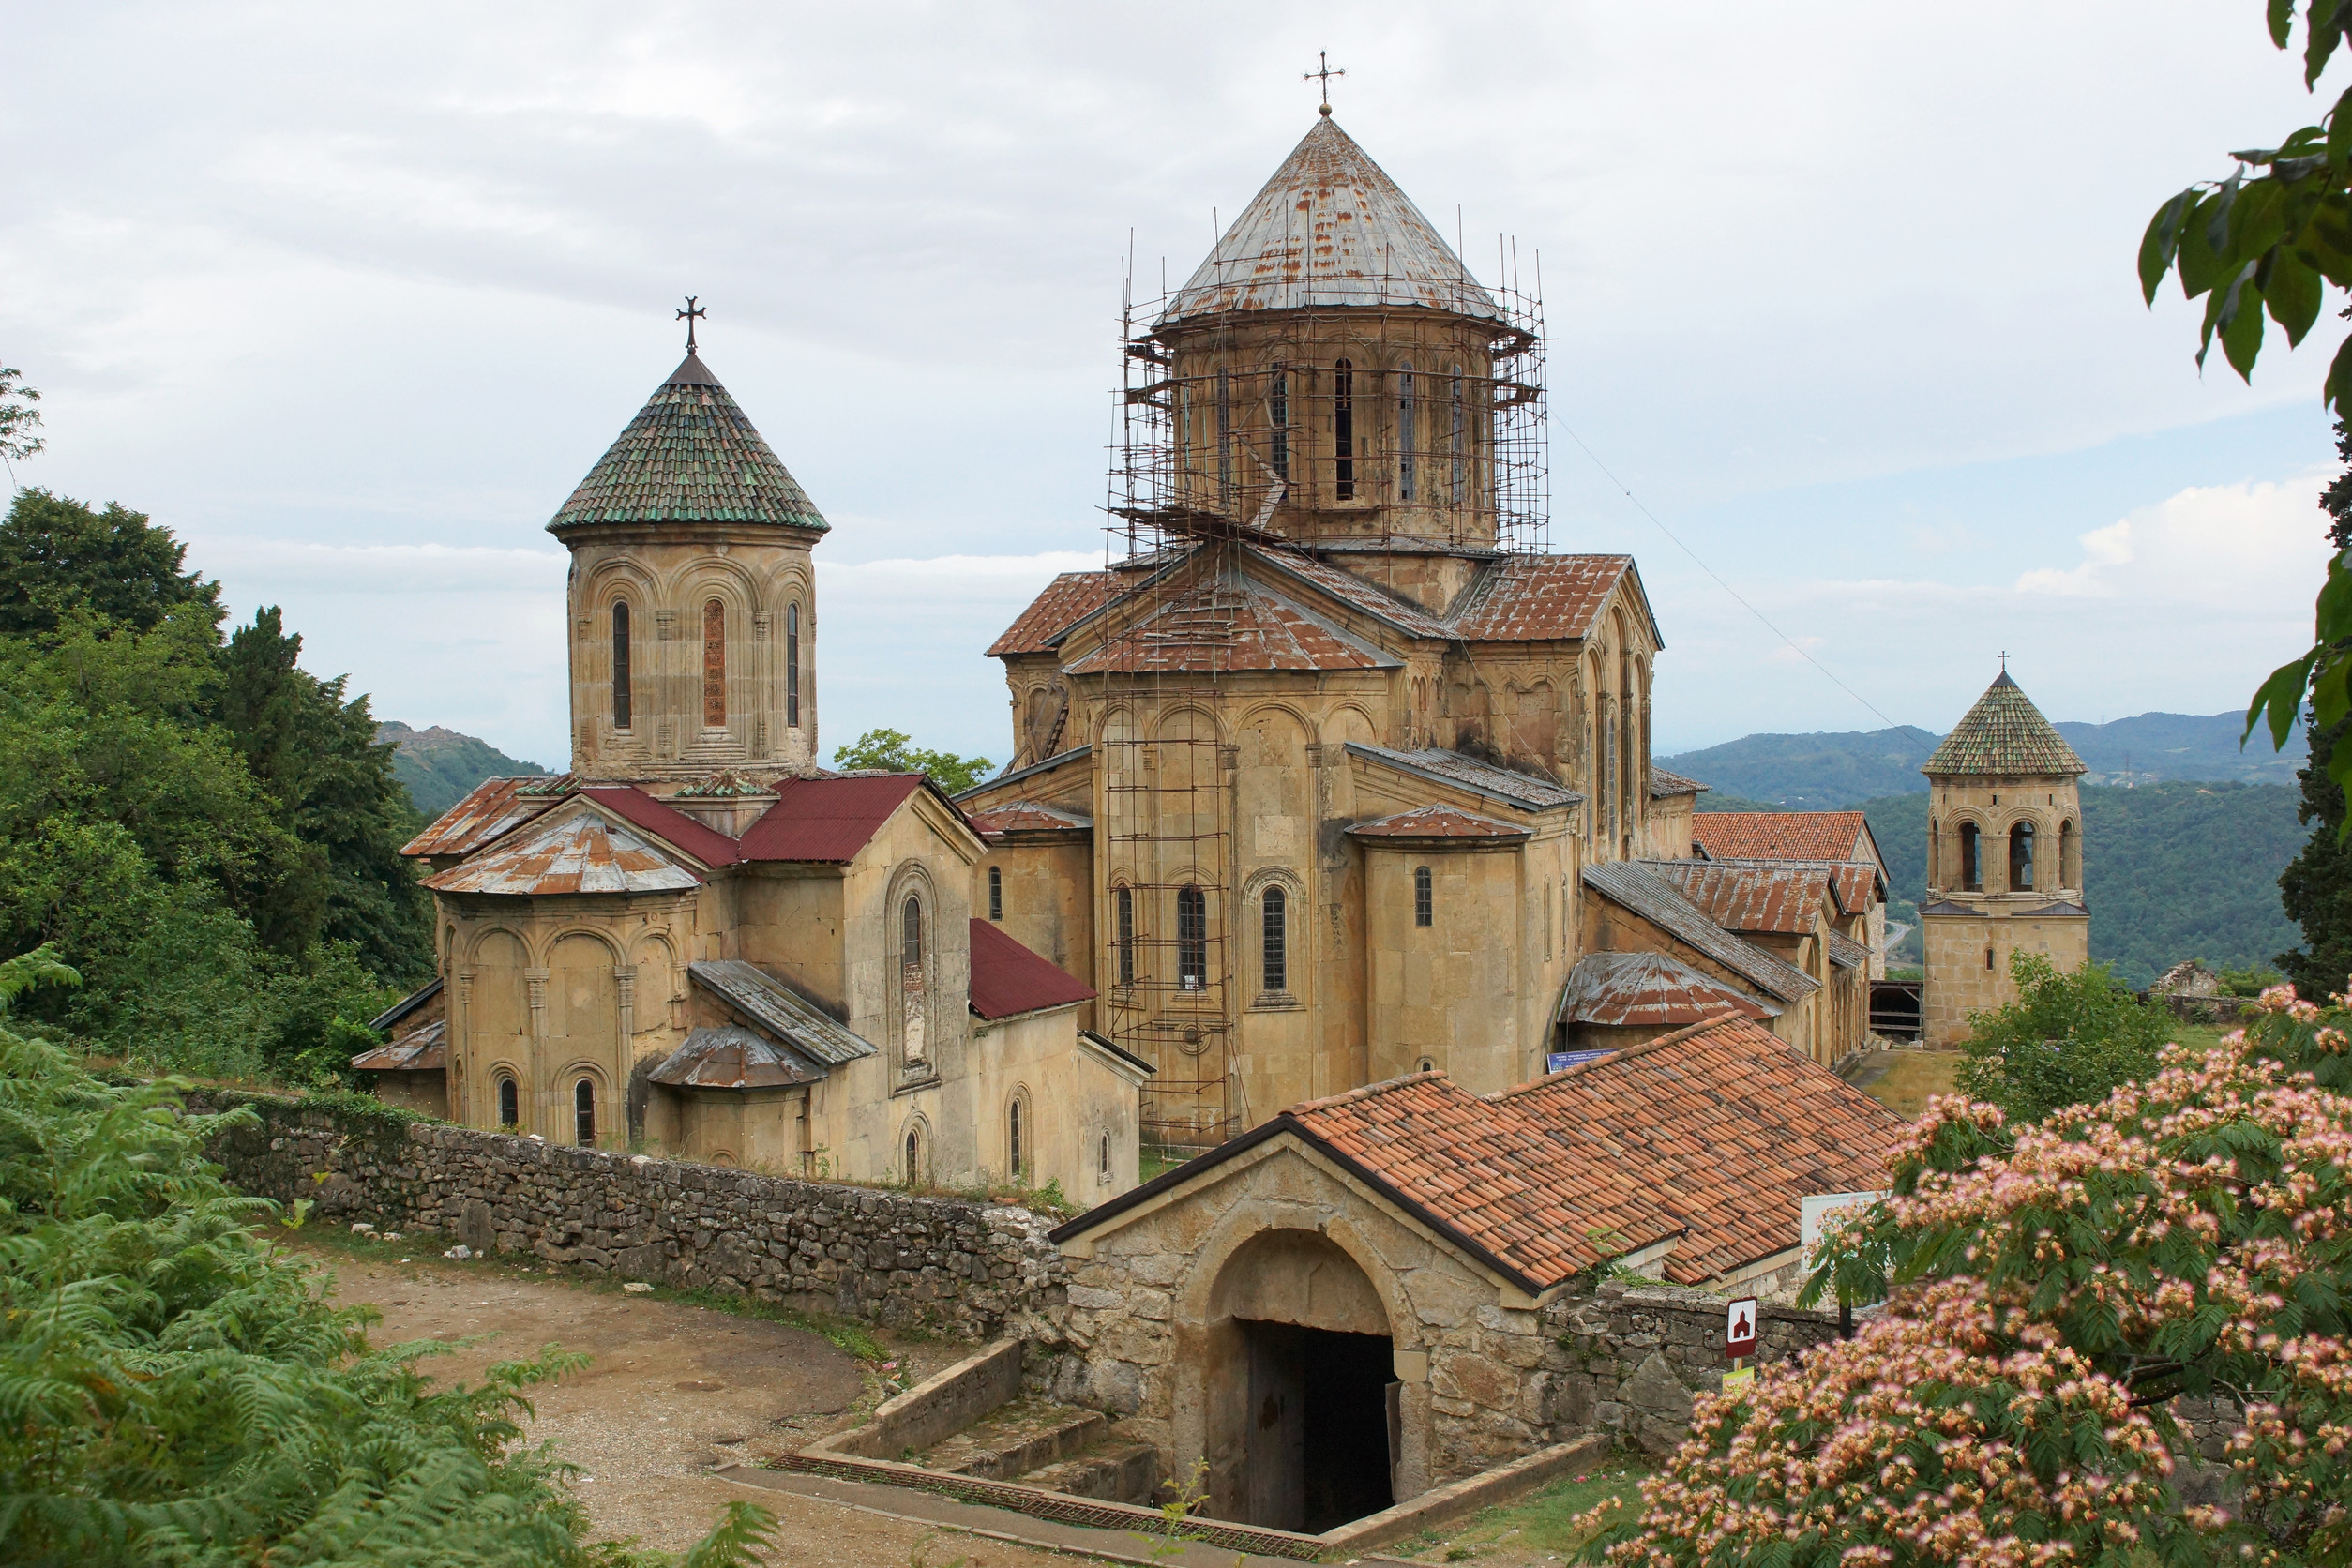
[1,2,2339,768]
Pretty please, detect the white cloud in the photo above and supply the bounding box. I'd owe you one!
[2014,477,2326,600]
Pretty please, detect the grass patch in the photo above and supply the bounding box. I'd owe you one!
[1852,1049,1962,1118]
[1389,1455,1650,1560]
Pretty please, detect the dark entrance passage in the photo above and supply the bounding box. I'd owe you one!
[1241,1319,1396,1533]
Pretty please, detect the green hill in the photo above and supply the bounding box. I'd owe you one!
[375,722,547,818]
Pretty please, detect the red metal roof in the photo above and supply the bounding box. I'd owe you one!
[422,808,704,897]
[1063,575,1393,675]
[1692,811,1873,867]
[1449,555,1636,642]
[988,571,1121,657]
[1346,804,1530,841]
[736,774,928,864]
[1640,859,1832,937]
[400,776,567,859]
[968,917,1095,1020]
[580,786,744,867]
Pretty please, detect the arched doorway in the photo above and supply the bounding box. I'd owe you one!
[1205,1229,1396,1532]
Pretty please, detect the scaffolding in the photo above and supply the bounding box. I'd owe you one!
[1092,240,1549,1158]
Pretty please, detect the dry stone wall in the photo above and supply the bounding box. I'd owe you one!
[196,1092,1065,1341]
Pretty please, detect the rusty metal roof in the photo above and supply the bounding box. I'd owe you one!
[1555,952,1778,1031]
[350,1018,445,1073]
[966,800,1093,837]
[1640,859,1832,937]
[579,786,743,867]
[1347,743,1579,811]
[1063,571,1395,676]
[1159,116,1504,325]
[400,776,567,859]
[647,1025,829,1091]
[422,807,703,897]
[1696,855,1884,916]
[969,918,1095,1020]
[1580,861,1818,1004]
[687,960,877,1066]
[1247,544,1452,638]
[1921,671,2086,776]
[1347,804,1530,842]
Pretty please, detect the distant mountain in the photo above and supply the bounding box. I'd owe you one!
[1663,711,2304,807]
[376,722,548,819]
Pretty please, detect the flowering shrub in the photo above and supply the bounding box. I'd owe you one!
[1588,986,2352,1567]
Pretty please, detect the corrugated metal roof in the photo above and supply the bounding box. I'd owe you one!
[422,808,703,897]
[401,776,566,859]
[1556,952,1778,1029]
[351,1018,445,1073]
[688,960,878,1066]
[1640,859,1831,937]
[1063,571,1396,675]
[1347,743,1580,811]
[1921,671,2086,776]
[1449,555,1647,644]
[1159,116,1503,326]
[1580,861,1818,1004]
[736,774,928,863]
[647,1024,829,1090]
[1347,804,1530,841]
[968,918,1095,1020]
[548,353,827,534]
[967,800,1093,837]
[1695,854,1884,916]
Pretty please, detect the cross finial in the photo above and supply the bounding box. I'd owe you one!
[1998,650,2011,672]
[1304,50,1344,115]
[677,294,707,354]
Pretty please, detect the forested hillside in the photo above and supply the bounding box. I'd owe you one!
[1854,783,2299,988]
[377,721,547,817]
[0,488,428,1081]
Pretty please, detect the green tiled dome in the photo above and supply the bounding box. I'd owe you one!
[548,352,827,534]
[1921,671,2085,777]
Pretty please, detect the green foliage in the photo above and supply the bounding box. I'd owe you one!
[832,727,994,795]
[0,363,42,469]
[0,488,221,639]
[2221,960,2290,994]
[378,721,548,818]
[1954,952,2174,1123]
[2280,707,2352,997]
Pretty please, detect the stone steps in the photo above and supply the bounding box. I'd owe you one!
[917,1399,1107,1482]
[1018,1437,1163,1505]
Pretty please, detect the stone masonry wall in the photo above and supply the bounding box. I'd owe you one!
[197,1092,1068,1342]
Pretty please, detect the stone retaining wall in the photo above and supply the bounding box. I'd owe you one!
[197,1091,1066,1341]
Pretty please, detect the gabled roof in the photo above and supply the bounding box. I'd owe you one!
[987,570,1121,656]
[421,807,704,897]
[580,785,744,868]
[1826,930,1869,971]
[1158,116,1504,326]
[1063,572,1396,675]
[367,977,443,1034]
[1649,767,1709,800]
[647,1025,829,1090]
[1691,810,1879,873]
[548,352,827,534]
[1921,671,2085,777]
[1347,743,1580,812]
[1556,951,1777,1030]
[1450,555,1652,645]
[687,960,878,1067]
[968,918,1095,1021]
[956,746,1092,805]
[401,776,568,859]
[1503,1013,1906,1284]
[1245,543,1452,639]
[350,1018,445,1074]
[1347,804,1530,842]
[736,774,932,864]
[1580,861,1818,1003]
[966,800,1093,837]
[1639,859,1833,938]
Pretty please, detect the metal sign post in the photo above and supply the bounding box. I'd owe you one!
[1722,1295,1758,1395]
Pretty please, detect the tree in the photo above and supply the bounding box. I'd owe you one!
[0,362,39,472]
[832,727,994,794]
[0,488,221,639]
[1953,951,2172,1123]
[2280,696,2352,996]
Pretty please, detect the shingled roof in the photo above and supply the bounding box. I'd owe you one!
[549,352,827,535]
[1692,810,1877,868]
[1921,671,2085,777]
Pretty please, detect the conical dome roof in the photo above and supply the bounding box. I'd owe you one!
[1158,115,1503,326]
[548,351,827,534]
[1921,671,2085,777]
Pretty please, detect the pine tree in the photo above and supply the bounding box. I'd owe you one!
[2278,416,2352,1000]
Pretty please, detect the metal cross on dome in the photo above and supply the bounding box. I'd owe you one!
[677,295,707,354]
[1304,50,1345,114]
[1998,650,2011,672]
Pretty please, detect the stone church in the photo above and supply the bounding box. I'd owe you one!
[959,110,1884,1151]
[358,333,1149,1199]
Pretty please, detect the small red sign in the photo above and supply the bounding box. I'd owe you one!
[1726,1297,1758,1360]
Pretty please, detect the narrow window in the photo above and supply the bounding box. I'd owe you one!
[1215,366,1232,506]
[1449,366,1466,505]
[574,1078,596,1146]
[701,598,726,728]
[988,865,1003,921]
[1271,369,1289,481]
[1260,885,1288,993]
[1008,1096,1024,1179]
[611,602,632,729]
[1177,884,1207,991]
[900,893,927,1064]
[1116,887,1136,985]
[2059,820,2078,888]
[904,1124,923,1184]
[903,895,924,965]
[2010,821,2036,891]
[1413,866,1433,927]
[1929,817,1940,886]
[1986,946,1997,971]
[497,1075,519,1129]
[1098,1132,1110,1181]
[786,601,801,729]
[1333,358,1354,500]
[1959,822,1982,892]
[1396,361,1416,501]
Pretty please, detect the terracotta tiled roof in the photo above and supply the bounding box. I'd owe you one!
[1580,861,1818,1003]
[549,353,827,534]
[688,961,878,1066]
[1063,575,1395,675]
[966,800,1093,837]
[422,807,703,897]
[1556,952,1777,1030]
[1692,810,1872,867]
[1921,671,2086,776]
[1347,743,1580,811]
[736,775,931,863]
[1649,768,1709,799]
[1286,1074,1682,1290]
[988,571,1121,657]
[401,776,567,859]
[1640,859,1832,937]
[1246,545,1452,638]
[1347,804,1530,841]
[968,918,1095,1020]
[1449,555,1641,643]
[647,1025,829,1090]
[1504,1013,1907,1284]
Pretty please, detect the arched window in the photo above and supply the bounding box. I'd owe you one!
[1115,886,1136,986]
[1958,822,1982,892]
[2010,821,2036,892]
[1333,359,1355,500]
[1007,1093,1026,1179]
[785,601,801,729]
[1215,366,1232,505]
[900,893,928,1065]
[2059,819,2079,889]
[1600,696,1619,848]
[988,865,1003,921]
[611,602,632,729]
[1396,361,1416,501]
[1270,369,1289,481]
[1098,1131,1111,1182]
[904,1123,924,1185]
[1449,366,1466,505]
[701,598,727,727]
[1929,818,1940,886]
[1177,885,1207,991]
[903,895,924,965]
[1260,885,1288,993]
[574,1078,596,1146]
[497,1075,519,1129]
[1413,866,1433,927]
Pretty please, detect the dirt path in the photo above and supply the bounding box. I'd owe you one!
[293,1240,1078,1565]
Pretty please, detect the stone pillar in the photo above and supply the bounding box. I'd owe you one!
[524,966,550,1122]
